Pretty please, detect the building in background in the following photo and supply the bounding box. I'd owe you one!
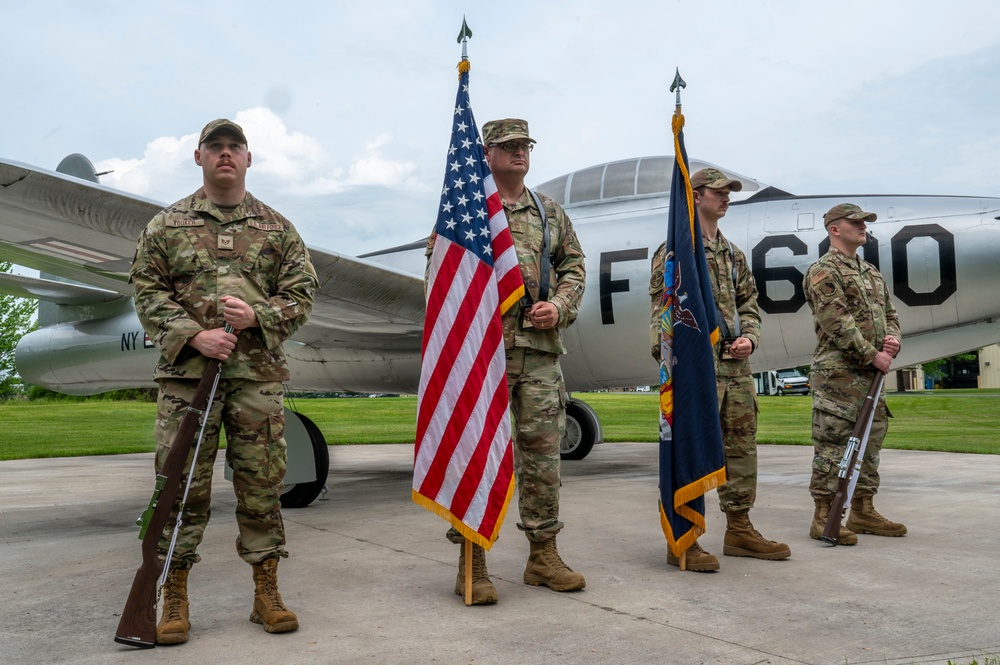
[885,344,1000,391]
[979,344,1000,388]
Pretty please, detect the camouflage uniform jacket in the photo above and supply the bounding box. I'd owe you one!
[803,247,899,371]
[130,188,318,382]
[425,188,586,355]
[649,229,761,377]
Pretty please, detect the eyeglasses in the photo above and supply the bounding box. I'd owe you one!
[490,141,533,153]
[202,141,247,154]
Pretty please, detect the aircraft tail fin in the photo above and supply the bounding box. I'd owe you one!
[55,153,101,183]
[743,185,795,202]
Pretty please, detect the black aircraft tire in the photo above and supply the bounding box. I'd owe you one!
[561,400,596,461]
[280,412,330,509]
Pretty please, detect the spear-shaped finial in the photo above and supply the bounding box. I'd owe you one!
[457,16,473,60]
[456,17,473,77]
[670,68,686,111]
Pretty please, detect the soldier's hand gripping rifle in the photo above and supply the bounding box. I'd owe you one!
[821,372,885,545]
[114,324,234,647]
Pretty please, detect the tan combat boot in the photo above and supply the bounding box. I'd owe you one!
[810,497,858,545]
[846,495,907,536]
[156,568,190,645]
[250,557,299,633]
[723,510,791,560]
[454,543,498,604]
[523,537,586,591]
[666,540,720,571]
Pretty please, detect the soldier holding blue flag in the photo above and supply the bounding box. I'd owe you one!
[650,168,790,571]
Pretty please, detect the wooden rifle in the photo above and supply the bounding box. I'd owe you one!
[821,373,884,545]
[114,325,232,647]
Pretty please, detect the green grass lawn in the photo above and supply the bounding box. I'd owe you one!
[0,401,158,459]
[1,390,998,461]
[580,390,1000,454]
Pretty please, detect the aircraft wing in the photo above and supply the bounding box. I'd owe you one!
[0,158,157,293]
[0,272,125,305]
[297,251,424,351]
[0,158,425,351]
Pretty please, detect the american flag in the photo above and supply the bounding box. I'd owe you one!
[658,110,727,557]
[412,60,525,550]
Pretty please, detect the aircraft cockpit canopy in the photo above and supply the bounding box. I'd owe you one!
[534,156,762,208]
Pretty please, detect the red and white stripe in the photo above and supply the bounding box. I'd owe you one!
[413,174,523,548]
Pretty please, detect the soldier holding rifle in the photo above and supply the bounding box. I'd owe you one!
[804,203,906,545]
[129,118,317,644]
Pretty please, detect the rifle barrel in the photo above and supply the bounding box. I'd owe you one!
[820,374,884,545]
[114,355,225,646]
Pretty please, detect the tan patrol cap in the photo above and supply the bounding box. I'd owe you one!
[198,118,248,146]
[481,118,536,146]
[690,167,743,191]
[823,203,877,226]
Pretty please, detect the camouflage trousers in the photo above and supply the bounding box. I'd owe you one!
[154,377,288,568]
[809,369,888,499]
[448,347,566,544]
[716,374,759,513]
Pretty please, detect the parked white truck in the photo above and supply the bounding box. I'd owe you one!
[755,368,810,396]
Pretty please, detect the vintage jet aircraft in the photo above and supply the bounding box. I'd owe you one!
[2,153,999,508]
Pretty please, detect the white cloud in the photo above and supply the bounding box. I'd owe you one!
[97,135,199,199]
[346,135,418,188]
[94,108,422,208]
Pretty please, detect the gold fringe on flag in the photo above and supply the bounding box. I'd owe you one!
[411,473,515,551]
[671,110,720,347]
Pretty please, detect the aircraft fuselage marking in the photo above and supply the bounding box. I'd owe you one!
[890,224,956,307]
[121,330,142,352]
[599,248,649,324]
[596,224,958,323]
[121,331,155,352]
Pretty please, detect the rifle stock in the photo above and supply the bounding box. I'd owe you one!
[821,373,884,545]
[114,355,224,647]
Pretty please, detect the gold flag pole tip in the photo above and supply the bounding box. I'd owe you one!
[456,17,473,77]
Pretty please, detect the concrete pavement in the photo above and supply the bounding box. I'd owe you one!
[1,442,998,665]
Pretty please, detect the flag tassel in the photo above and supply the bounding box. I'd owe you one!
[411,481,515,551]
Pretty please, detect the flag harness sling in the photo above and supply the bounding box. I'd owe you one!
[715,239,741,341]
[525,188,552,305]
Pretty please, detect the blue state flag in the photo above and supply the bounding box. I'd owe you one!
[657,110,727,557]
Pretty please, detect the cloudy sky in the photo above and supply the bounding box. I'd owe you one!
[4,0,1000,260]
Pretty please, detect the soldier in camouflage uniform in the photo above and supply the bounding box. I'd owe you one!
[804,203,905,545]
[427,119,587,603]
[130,119,318,644]
[649,168,790,572]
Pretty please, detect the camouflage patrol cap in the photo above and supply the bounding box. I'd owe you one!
[823,203,877,226]
[198,118,248,146]
[690,168,743,191]
[481,118,536,146]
